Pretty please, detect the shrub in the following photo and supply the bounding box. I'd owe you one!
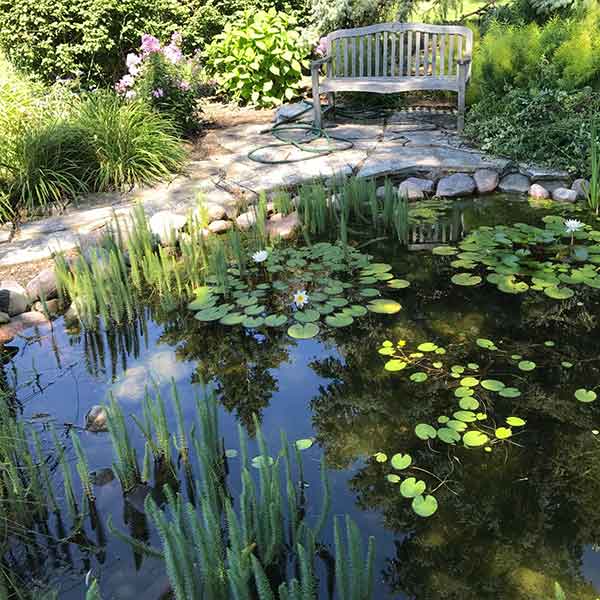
[465,86,600,175]
[76,92,186,191]
[114,33,203,135]
[205,9,311,107]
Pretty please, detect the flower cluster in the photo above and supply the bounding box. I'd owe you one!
[315,37,328,58]
[114,32,201,133]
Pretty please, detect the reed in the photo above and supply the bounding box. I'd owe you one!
[586,119,600,215]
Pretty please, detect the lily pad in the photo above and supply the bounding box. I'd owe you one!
[495,427,512,439]
[506,416,526,427]
[385,359,407,371]
[518,360,536,372]
[453,410,477,423]
[432,246,458,256]
[295,438,314,451]
[367,299,402,314]
[481,379,505,391]
[325,314,354,328]
[451,273,482,286]
[251,455,275,469]
[388,279,410,289]
[391,453,412,470]
[242,316,265,328]
[400,477,426,498]
[195,306,231,322]
[410,372,428,383]
[462,430,490,447]
[499,387,521,398]
[386,474,401,483]
[437,427,461,444]
[219,312,245,326]
[374,452,388,463]
[411,494,438,517]
[575,388,597,403]
[415,424,437,440]
[294,309,320,323]
[460,377,479,388]
[265,314,287,327]
[287,323,320,339]
[459,396,479,410]
[544,286,574,300]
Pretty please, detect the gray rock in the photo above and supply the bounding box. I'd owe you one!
[0,312,8,325]
[529,184,550,199]
[236,211,257,231]
[0,281,29,316]
[267,212,300,240]
[26,267,58,302]
[149,211,187,244]
[90,468,115,487]
[208,219,232,234]
[552,187,577,203]
[85,405,108,433]
[473,169,499,194]
[0,311,48,344]
[572,178,590,200]
[436,173,476,198]
[540,179,570,193]
[399,177,435,200]
[498,173,530,194]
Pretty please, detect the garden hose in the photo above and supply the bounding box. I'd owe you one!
[247,101,397,165]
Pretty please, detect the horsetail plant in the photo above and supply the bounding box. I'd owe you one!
[586,119,600,215]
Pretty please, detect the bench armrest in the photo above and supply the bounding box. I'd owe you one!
[311,56,331,70]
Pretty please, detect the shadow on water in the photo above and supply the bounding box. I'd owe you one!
[2,196,600,599]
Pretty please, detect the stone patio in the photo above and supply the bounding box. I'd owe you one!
[0,108,570,267]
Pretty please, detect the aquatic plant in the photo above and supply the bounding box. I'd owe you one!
[586,119,600,215]
[434,215,600,299]
[187,241,407,339]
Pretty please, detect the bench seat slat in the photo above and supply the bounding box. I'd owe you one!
[319,76,460,93]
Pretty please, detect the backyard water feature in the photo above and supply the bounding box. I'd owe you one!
[1,183,600,600]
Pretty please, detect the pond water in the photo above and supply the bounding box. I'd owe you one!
[5,196,600,599]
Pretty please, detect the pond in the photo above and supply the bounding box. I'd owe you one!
[4,195,600,600]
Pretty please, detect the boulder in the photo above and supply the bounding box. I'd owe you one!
[149,211,187,244]
[552,187,577,203]
[85,405,108,433]
[267,212,300,240]
[436,173,476,198]
[572,178,590,200]
[0,311,48,344]
[208,219,233,234]
[236,211,257,231]
[26,267,59,302]
[0,281,29,316]
[498,173,530,194]
[529,183,550,199]
[200,202,227,222]
[399,177,435,200]
[473,169,499,194]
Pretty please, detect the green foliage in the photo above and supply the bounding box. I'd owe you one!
[587,120,600,214]
[75,92,186,190]
[205,9,310,107]
[465,86,600,174]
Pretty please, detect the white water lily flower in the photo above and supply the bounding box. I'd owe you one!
[252,250,268,263]
[564,219,584,234]
[293,290,309,308]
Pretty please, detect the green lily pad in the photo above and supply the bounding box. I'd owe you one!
[264,314,287,327]
[476,338,498,350]
[410,372,428,383]
[219,312,245,325]
[386,474,401,483]
[460,376,479,388]
[287,323,320,339]
[391,453,412,470]
[462,430,490,447]
[251,455,275,469]
[506,416,526,427]
[328,297,349,308]
[242,316,265,328]
[454,386,474,398]
[417,342,438,352]
[195,305,231,322]
[575,388,597,403]
[437,427,461,444]
[400,477,426,498]
[447,420,468,432]
[388,279,410,289]
[412,494,438,517]
[294,309,320,323]
[367,299,402,314]
[244,304,266,316]
[385,359,407,371]
[324,313,353,328]
[452,273,482,286]
[432,246,458,256]
[481,379,505,391]
[561,361,573,369]
[437,415,450,424]
[459,396,480,410]
[346,305,368,317]
[544,286,574,300]
[495,427,512,439]
[499,387,521,398]
[374,452,388,463]
[518,360,536,372]
[415,424,437,440]
[360,288,381,298]
[295,438,314,451]
[453,410,477,423]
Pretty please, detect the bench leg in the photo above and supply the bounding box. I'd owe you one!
[457,63,467,134]
[327,92,335,119]
[311,68,322,129]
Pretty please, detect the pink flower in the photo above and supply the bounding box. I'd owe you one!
[171,31,183,46]
[315,37,327,57]
[163,43,183,64]
[115,74,135,93]
[178,80,191,92]
[152,88,164,98]
[140,34,161,54]
[126,53,142,75]
[125,90,137,100]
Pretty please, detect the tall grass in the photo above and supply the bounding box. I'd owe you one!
[586,119,600,215]
[76,93,186,191]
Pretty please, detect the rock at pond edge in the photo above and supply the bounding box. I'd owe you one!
[436,173,476,198]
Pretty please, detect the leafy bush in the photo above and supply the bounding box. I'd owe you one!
[470,7,600,101]
[465,86,600,175]
[205,9,311,107]
[76,92,186,191]
[114,33,203,134]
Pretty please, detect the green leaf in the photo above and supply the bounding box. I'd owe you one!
[459,396,479,410]
[495,427,512,439]
[462,430,490,447]
[410,372,428,383]
[287,323,319,339]
[390,453,412,470]
[385,359,407,371]
[575,388,597,403]
[481,379,505,391]
[366,299,402,314]
[411,494,438,517]
[417,342,438,352]
[400,477,426,498]
[437,427,461,444]
[506,416,526,427]
[518,360,536,371]
[451,272,482,286]
[374,452,387,463]
[386,474,401,483]
[415,424,437,440]
[499,387,521,398]
[295,438,314,450]
[432,246,458,256]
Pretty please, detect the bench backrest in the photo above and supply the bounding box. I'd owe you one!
[325,23,473,80]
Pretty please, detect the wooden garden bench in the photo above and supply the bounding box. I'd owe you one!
[311,23,473,132]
